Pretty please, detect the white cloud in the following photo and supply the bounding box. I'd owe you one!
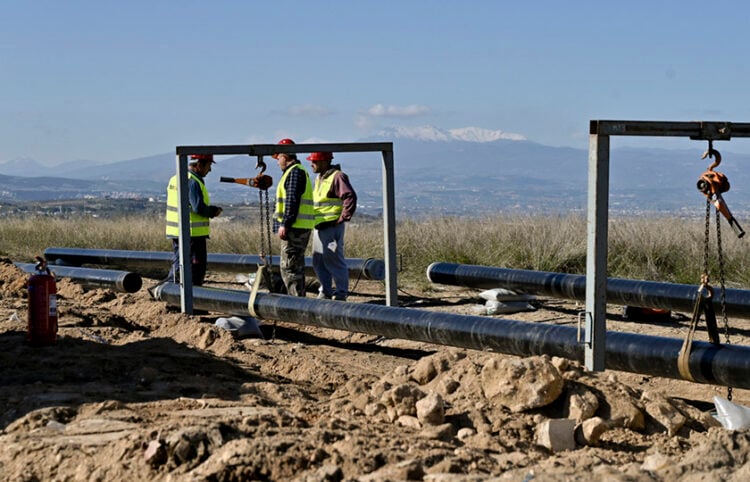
[355,114,373,130]
[366,104,431,118]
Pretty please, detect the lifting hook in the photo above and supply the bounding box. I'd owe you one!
[701,140,721,171]
[254,155,267,176]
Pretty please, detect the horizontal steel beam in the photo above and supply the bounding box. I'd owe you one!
[44,248,385,281]
[426,262,750,319]
[15,263,142,293]
[176,142,393,157]
[589,120,750,139]
[152,283,750,389]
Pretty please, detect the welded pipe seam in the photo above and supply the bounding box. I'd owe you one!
[153,283,750,389]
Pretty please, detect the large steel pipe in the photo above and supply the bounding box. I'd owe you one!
[15,263,142,293]
[152,282,750,389]
[44,248,385,281]
[427,262,750,319]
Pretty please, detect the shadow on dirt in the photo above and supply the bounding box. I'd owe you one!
[258,324,436,360]
[0,330,272,431]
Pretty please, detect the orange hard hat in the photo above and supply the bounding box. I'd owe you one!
[273,138,295,159]
[190,154,214,163]
[306,152,334,162]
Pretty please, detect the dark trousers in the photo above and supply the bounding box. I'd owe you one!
[280,228,311,297]
[169,236,208,286]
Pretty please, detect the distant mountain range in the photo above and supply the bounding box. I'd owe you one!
[3,132,750,218]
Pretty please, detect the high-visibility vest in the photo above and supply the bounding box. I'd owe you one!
[314,170,343,224]
[165,172,211,237]
[274,164,316,229]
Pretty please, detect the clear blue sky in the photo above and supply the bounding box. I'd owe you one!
[3,0,750,164]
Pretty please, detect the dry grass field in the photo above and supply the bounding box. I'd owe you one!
[2,212,749,288]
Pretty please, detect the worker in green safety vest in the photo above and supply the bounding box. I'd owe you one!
[272,139,315,296]
[307,151,357,301]
[165,154,223,286]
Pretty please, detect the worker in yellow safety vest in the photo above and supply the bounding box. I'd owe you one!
[165,154,223,286]
[307,151,357,301]
[272,139,316,296]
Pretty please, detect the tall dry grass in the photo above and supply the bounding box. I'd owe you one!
[2,213,748,289]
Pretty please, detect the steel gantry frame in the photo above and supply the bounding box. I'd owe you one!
[586,120,750,371]
[173,142,396,314]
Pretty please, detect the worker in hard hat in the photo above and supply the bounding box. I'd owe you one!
[308,152,357,301]
[165,154,223,286]
[272,139,316,296]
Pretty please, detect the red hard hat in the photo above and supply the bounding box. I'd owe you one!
[306,152,334,162]
[190,154,214,162]
[273,138,295,159]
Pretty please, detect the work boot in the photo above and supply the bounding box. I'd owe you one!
[333,295,347,302]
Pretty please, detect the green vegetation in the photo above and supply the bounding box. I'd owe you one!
[2,211,748,289]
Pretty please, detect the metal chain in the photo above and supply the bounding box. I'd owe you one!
[259,188,276,294]
[715,206,733,401]
[254,187,278,341]
[258,189,267,258]
[262,189,273,265]
[256,189,273,264]
[702,198,711,281]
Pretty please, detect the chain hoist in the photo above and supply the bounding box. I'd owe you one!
[678,142,743,400]
[219,155,276,292]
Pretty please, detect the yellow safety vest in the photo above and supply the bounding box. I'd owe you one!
[314,170,343,225]
[165,172,211,237]
[275,164,316,229]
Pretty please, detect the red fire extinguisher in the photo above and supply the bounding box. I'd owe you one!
[27,256,58,346]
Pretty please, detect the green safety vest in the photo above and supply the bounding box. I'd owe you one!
[165,172,211,237]
[275,164,316,229]
[314,170,343,224]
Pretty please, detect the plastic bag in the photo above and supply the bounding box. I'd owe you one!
[479,288,536,302]
[713,395,750,430]
[215,316,264,339]
[484,300,536,315]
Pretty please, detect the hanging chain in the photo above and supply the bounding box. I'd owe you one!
[257,187,276,297]
[702,198,711,282]
[258,189,267,259]
[257,188,273,264]
[715,205,734,400]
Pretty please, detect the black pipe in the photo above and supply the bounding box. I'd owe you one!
[15,263,142,293]
[152,282,750,389]
[427,262,750,319]
[43,248,385,281]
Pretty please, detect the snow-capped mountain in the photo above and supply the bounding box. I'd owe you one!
[375,125,526,143]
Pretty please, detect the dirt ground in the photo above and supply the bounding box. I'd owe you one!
[2,258,750,482]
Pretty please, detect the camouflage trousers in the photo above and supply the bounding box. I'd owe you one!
[280,228,311,297]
